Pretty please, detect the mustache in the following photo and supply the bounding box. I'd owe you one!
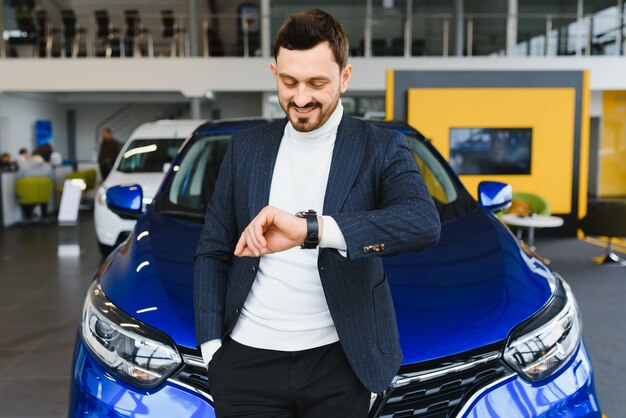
[288,102,320,110]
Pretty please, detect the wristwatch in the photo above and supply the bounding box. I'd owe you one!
[295,210,319,249]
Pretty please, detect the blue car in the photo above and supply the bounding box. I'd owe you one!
[69,119,602,417]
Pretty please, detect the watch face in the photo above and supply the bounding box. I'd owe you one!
[308,233,319,243]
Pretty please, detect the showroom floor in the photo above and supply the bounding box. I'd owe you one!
[0,214,624,418]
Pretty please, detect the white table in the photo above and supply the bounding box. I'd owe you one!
[501,214,564,249]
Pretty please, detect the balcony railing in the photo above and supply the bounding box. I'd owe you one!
[1,10,624,59]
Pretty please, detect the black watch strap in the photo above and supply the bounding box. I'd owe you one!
[295,210,319,249]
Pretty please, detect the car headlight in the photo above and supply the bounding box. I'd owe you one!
[81,281,182,388]
[503,277,582,382]
[97,186,107,206]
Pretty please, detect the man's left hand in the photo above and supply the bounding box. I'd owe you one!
[234,206,320,257]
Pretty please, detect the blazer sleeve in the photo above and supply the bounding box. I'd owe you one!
[331,131,441,260]
[194,138,238,347]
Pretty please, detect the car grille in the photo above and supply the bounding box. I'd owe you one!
[170,345,513,417]
[370,346,511,418]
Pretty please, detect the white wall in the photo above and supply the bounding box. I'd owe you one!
[207,93,263,119]
[0,91,267,162]
[0,93,68,158]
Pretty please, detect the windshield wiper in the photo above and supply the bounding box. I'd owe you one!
[157,209,205,221]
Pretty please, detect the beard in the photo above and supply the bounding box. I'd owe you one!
[281,96,340,133]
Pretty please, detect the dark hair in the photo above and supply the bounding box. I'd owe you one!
[273,8,349,70]
[18,148,28,154]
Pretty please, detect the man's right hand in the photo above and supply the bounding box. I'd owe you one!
[234,206,311,257]
[200,339,222,370]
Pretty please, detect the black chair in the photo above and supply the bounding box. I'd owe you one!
[8,8,36,57]
[35,10,58,57]
[94,9,122,57]
[371,38,388,56]
[124,9,151,57]
[161,9,186,57]
[61,9,86,58]
[412,39,426,56]
[579,205,626,266]
[391,38,405,56]
[236,3,260,57]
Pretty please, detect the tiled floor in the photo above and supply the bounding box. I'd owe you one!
[0,214,624,417]
[0,215,101,418]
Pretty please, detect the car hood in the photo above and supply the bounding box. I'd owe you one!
[103,171,166,200]
[98,208,553,364]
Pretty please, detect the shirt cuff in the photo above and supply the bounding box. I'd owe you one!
[319,216,347,258]
[200,339,222,367]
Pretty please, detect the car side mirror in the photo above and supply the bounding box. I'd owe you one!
[478,181,512,213]
[106,184,143,220]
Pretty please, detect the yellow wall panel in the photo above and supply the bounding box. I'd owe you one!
[407,88,576,214]
[386,70,395,120]
[600,91,626,196]
[578,71,590,218]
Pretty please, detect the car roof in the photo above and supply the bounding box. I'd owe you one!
[193,117,426,140]
[193,118,273,136]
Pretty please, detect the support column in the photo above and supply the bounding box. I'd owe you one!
[404,0,413,57]
[261,0,271,58]
[364,0,372,57]
[0,14,5,58]
[545,15,552,56]
[188,0,199,56]
[506,0,518,56]
[454,0,464,56]
[67,110,76,161]
[190,98,202,119]
[617,0,624,55]
[576,0,583,55]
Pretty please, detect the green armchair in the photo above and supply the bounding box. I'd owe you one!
[15,176,53,221]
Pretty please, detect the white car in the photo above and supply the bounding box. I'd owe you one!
[94,119,205,255]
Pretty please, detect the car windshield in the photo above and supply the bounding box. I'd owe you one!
[117,138,185,173]
[155,132,475,222]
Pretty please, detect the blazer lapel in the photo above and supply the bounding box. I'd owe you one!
[249,119,286,219]
[323,115,365,215]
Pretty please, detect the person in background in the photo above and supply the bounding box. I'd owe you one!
[17,150,52,178]
[16,148,30,168]
[16,150,53,221]
[98,127,122,181]
[36,143,53,162]
[0,153,18,172]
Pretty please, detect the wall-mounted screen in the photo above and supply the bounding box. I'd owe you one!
[449,127,532,175]
[34,120,52,146]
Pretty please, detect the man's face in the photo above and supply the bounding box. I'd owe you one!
[101,130,111,141]
[271,42,352,132]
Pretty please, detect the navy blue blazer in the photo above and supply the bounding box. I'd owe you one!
[194,115,440,393]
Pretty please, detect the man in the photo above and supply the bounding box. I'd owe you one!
[0,152,17,172]
[16,150,52,220]
[16,148,30,168]
[194,9,440,418]
[97,127,121,180]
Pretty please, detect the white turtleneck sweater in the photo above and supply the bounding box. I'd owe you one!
[201,102,347,363]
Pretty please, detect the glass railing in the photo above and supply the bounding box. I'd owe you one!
[0,10,624,59]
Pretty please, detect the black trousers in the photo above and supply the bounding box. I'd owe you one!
[20,204,47,220]
[208,337,370,418]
